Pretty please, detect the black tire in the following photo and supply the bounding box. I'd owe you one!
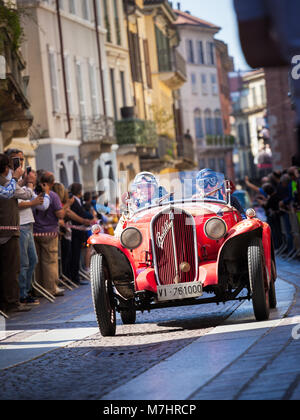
[269,261,277,309]
[120,308,136,325]
[90,254,116,337]
[248,238,270,321]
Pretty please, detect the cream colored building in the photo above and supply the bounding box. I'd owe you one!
[17,0,121,193]
[174,8,233,174]
[231,69,268,180]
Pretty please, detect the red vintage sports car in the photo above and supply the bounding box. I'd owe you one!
[88,171,277,337]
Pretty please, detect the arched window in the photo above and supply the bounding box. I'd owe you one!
[194,108,204,140]
[214,109,223,136]
[204,109,213,136]
[97,165,103,182]
[73,160,80,183]
[59,162,69,188]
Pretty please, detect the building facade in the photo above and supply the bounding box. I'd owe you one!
[231,69,268,181]
[116,0,189,177]
[174,8,234,177]
[17,0,117,196]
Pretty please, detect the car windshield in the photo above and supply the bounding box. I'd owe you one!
[127,170,228,213]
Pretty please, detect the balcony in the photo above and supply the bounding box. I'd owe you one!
[115,118,158,152]
[202,135,235,150]
[78,115,116,160]
[0,24,32,148]
[157,48,187,90]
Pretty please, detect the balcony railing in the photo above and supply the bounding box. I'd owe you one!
[205,135,235,148]
[1,27,28,104]
[115,119,158,148]
[77,115,115,143]
[157,48,187,81]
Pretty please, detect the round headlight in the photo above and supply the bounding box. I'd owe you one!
[120,227,143,250]
[204,217,227,240]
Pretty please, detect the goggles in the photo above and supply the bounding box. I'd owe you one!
[198,176,218,189]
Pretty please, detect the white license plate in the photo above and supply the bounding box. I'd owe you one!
[157,282,203,302]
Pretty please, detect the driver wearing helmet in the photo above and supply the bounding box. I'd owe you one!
[195,168,224,200]
[131,172,161,209]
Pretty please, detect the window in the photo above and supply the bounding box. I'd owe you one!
[120,71,127,107]
[88,62,100,117]
[186,40,194,63]
[238,123,245,146]
[251,87,257,107]
[194,109,204,140]
[103,0,111,42]
[207,42,215,65]
[201,74,208,95]
[218,158,226,175]
[69,0,75,14]
[113,0,121,45]
[155,25,171,72]
[75,61,88,139]
[191,73,197,94]
[129,31,142,82]
[208,158,216,171]
[205,109,213,135]
[143,39,152,89]
[110,68,118,120]
[59,162,69,188]
[214,110,223,135]
[197,41,204,64]
[82,0,90,20]
[48,48,60,113]
[211,74,218,95]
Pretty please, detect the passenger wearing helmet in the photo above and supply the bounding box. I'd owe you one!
[131,172,163,209]
[195,169,225,200]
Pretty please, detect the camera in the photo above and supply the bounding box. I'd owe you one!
[12,157,21,171]
[35,183,43,195]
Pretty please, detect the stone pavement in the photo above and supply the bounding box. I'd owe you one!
[0,258,299,400]
[103,258,300,400]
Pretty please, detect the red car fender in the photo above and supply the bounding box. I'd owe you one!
[217,218,264,280]
[88,233,138,279]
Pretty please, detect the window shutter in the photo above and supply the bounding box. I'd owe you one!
[143,39,152,89]
[89,62,100,117]
[64,54,73,114]
[48,48,60,113]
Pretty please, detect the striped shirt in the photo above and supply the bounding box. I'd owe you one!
[0,179,17,199]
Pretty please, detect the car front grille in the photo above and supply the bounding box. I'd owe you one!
[151,207,198,285]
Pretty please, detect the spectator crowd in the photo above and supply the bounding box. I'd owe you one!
[0,149,119,316]
[1,146,299,317]
[245,165,300,258]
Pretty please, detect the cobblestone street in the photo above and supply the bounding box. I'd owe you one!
[0,258,299,400]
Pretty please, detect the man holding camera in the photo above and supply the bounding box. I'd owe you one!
[0,152,33,313]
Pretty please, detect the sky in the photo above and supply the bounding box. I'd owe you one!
[176,0,251,71]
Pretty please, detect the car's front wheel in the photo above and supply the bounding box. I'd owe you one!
[248,238,270,321]
[90,254,116,337]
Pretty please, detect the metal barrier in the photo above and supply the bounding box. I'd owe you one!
[277,210,300,261]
